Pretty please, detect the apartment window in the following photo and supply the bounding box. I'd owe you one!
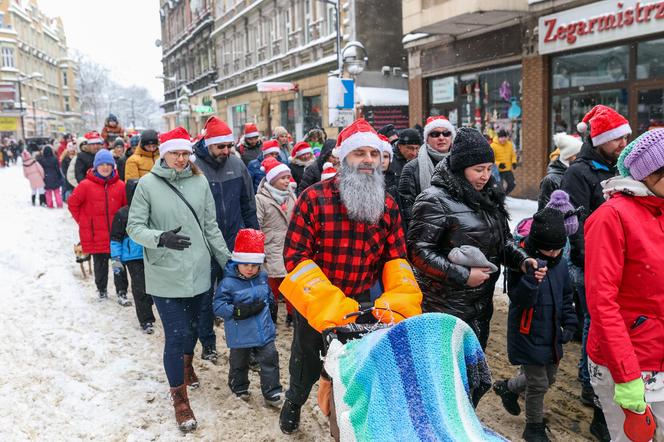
[285,8,292,51]
[64,96,70,112]
[304,0,311,44]
[326,4,336,36]
[1,47,14,68]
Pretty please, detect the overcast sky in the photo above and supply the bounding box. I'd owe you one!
[38,0,165,101]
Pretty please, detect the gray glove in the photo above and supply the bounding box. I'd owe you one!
[448,245,499,273]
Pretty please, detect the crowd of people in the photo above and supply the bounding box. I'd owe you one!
[12,105,664,442]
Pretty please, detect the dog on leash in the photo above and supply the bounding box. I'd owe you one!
[74,243,92,278]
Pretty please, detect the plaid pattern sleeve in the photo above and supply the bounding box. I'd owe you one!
[283,179,408,298]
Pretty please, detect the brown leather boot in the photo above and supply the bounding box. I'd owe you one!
[170,384,197,432]
[183,354,199,389]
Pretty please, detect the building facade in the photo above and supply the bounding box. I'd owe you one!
[159,0,217,134]
[159,0,409,140]
[404,0,664,198]
[0,0,82,140]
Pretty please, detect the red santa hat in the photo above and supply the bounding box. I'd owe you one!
[378,134,393,161]
[260,156,291,184]
[231,228,265,264]
[289,141,313,161]
[423,115,456,141]
[335,118,382,163]
[577,105,631,146]
[158,127,193,156]
[321,162,337,180]
[243,122,260,139]
[84,131,103,144]
[262,139,281,156]
[203,116,234,145]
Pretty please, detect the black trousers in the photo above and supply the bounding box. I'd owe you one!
[126,260,155,325]
[229,341,281,398]
[500,171,516,195]
[285,311,324,406]
[92,253,128,294]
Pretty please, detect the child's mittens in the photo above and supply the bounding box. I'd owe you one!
[233,301,265,320]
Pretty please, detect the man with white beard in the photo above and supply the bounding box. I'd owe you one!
[277,119,423,435]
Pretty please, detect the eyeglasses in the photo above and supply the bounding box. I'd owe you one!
[167,151,191,159]
[216,143,234,150]
[429,131,452,138]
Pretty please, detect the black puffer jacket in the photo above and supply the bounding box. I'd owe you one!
[297,139,336,194]
[560,142,616,268]
[407,158,528,323]
[389,146,409,180]
[75,149,95,183]
[537,159,567,210]
[38,146,63,190]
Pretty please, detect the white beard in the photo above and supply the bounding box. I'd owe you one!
[338,160,385,224]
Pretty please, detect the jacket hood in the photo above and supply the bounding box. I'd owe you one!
[150,158,194,180]
[431,157,508,220]
[316,139,337,169]
[42,145,54,158]
[223,260,260,280]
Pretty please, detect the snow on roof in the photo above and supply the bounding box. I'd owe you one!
[402,33,429,44]
[355,87,409,107]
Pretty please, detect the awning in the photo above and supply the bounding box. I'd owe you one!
[355,87,409,107]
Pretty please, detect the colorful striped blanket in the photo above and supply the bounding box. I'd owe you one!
[323,313,506,441]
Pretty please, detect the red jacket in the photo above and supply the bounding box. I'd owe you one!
[68,170,126,254]
[585,192,664,383]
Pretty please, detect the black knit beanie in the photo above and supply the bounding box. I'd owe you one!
[449,127,495,173]
[140,129,159,146]
[528,208,567,251]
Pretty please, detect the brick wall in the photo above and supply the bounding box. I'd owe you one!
[512,54,549,199]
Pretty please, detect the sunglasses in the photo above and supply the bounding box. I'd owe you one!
[216,143,234,150]
[429,131,452,138]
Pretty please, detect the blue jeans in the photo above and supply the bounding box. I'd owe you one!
[569,264,591,388]
[153,294,204,387]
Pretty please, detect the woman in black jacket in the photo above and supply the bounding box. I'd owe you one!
[408,128,535,349]
[296,139,337,194]
[38,145,64,208]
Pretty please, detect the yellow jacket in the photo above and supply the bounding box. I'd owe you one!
[491,140,517,172]
[124,146,159,180]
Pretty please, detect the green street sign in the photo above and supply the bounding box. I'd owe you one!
[194,105,214,114]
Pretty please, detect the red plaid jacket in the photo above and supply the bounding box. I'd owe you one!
[284,177,406,298]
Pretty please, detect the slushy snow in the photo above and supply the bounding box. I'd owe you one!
[0,164,539,441]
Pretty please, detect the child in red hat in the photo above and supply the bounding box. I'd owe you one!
[213,228,282,406]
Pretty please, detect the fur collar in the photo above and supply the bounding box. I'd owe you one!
[431,157,509,220]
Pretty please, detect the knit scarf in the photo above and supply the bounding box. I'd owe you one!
[602,176,655,199]
[418,144,448,193]
[265,182,290,205]
[324,313,503,442]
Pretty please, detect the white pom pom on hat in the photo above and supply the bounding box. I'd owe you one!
[577,121,588,134]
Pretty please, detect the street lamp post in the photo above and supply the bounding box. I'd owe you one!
[320,0,342,75]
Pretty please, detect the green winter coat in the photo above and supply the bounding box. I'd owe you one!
[127,161,231,298]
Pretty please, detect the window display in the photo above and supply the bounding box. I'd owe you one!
[552,46,629,89]
[637,38,664,80]
[552,89,628,137]
[637,89,664,133]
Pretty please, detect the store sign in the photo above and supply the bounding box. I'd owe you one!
[431,76,455,104]
[329,108,354,128]
[363,106,409,130]
[0,117,18,131]
[539,0,664,55]
[194,105,214,114]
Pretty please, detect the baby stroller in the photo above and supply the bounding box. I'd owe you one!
[319,312,507,442]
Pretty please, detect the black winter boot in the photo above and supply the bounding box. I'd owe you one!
[522,422,550,442]
[279,398,301,434]
[117,291,132,307]
[31,194,35,206]
[590,405,611,441]
[493,379,521,416]
[201,346,218,364]
[39,193,46,207]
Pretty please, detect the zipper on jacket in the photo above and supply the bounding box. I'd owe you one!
[250,278,265,343]
[104,181,111,235]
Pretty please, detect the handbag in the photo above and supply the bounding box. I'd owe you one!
[151,172,213,257]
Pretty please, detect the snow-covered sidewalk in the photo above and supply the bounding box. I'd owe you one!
[0,164,539,441]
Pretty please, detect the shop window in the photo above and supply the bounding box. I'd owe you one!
[280,100,295,136]
[637,89,664,134]
[552,46,628,89]
[303,95,322,133]
[551,89,628,137]
[637,38,664,80]
[230,103,248,139]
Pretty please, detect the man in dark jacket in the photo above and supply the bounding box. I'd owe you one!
[398,116,455,233]
[538,132,582,209]
[297,139,337,194]
[390,128,421,180]
[560,105,630,441]
[193,116,260,364]
[75,131,103,183]
[238,122,262,165]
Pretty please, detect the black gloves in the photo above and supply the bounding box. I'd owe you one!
[498,163,506,170]
[269,302,277,323]
[233,301,265,320]
[158,226,191,250]
[561,328,575,344]
[512,163,518,170]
